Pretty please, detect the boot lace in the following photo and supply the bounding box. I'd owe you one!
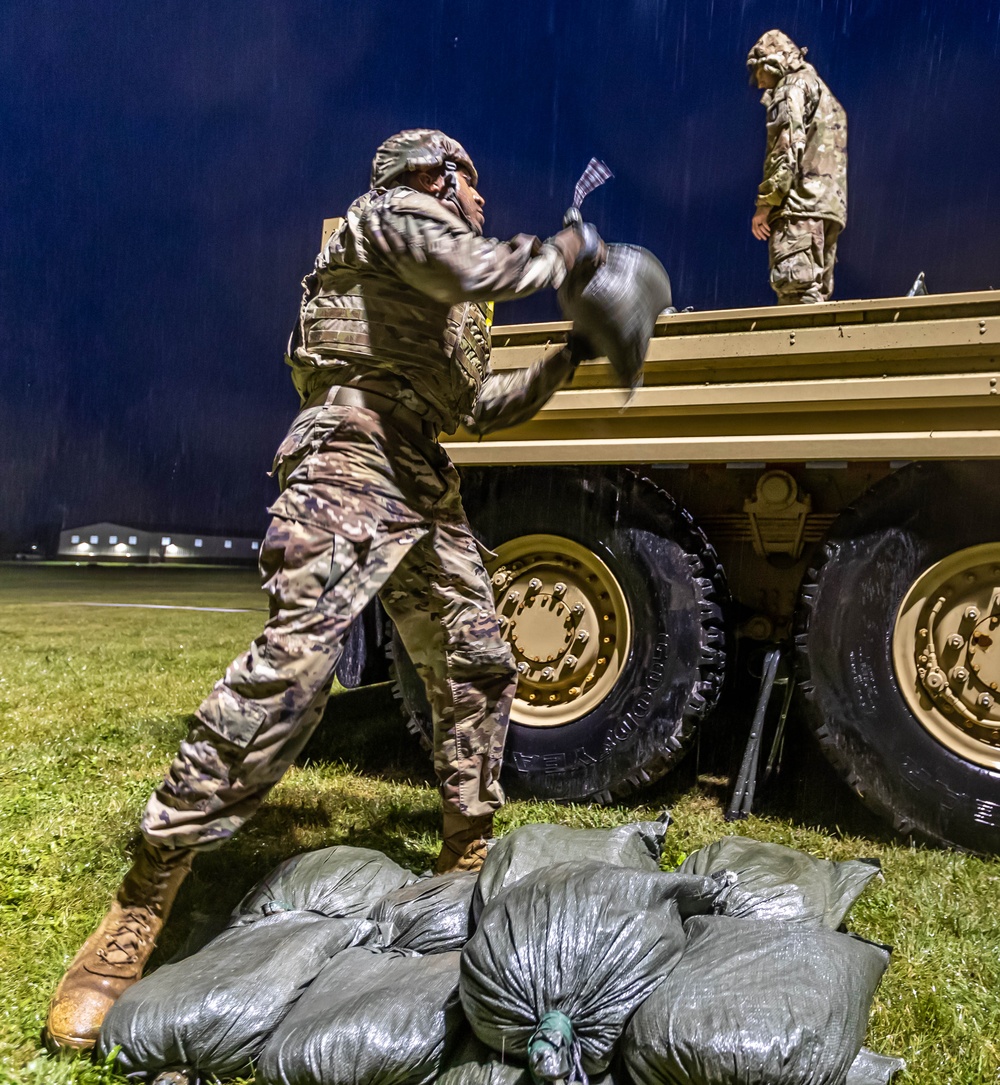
[97,909,152,966]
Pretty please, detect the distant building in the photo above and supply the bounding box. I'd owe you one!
[57,522,261,564]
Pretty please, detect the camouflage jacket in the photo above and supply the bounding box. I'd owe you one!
[287,187,573,435]
[757,63,847,227]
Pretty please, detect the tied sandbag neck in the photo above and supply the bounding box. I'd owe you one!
[563,158,612,241]
[528,1010,589,1085]
[571,158,613,212]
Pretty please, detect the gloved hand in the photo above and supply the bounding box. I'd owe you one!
[549,206,607,274]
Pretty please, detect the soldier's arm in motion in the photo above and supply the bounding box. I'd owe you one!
[370,189,584,305]
[465,341,577,435]
[367,179,599,434]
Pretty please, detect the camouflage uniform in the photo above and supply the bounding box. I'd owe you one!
[143,176,575,849]
[749,30,848,304]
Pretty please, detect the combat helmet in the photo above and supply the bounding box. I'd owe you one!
[371,129,478,191]
[746,29,807,84]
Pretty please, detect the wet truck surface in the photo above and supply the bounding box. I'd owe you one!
[344,268,1000,853]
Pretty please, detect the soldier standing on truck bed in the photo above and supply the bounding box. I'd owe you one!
[747,29,848,304]
[45,127,605,1053]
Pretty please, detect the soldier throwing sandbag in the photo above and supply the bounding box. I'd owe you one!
[748,30,847,304]
[46,128,605,1053]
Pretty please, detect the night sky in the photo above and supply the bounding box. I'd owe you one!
[3,1,1000,550]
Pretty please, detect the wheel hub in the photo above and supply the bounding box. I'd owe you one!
[892,543,1000,769]
[508,596,574,662]
[488,533,632,727]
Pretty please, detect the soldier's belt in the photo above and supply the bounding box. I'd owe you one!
[324,385,439,440]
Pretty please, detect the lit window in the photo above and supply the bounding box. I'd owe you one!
[89,535,99,544]
[224,540,232,549]
[194,538,203,548]
[251,541,259,551]
[128,536,137,545]
[109,535,118,544]
[161,537,171,546]
[71,535,80,544]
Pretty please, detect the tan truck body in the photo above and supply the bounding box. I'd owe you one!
[447,291,1000,641]
[449,290,1000,466]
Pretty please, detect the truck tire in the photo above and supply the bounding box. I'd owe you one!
[796,461,1000,853]
[336,599,391,688]
[389,467,727,803]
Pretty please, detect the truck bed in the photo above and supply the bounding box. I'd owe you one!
[445,290,1000,464]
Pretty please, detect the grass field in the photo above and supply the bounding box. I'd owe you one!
[1,563,998,1084]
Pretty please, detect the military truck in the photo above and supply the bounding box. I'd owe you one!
[318,218,1000,852]
[384,288,1000,855]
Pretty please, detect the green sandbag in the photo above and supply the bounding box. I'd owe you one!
[437,1032,529,1085]
[98,913,372,1080]
[259,948,463,1085]
[622,915,891,1085]
[678,836,880,928]
[472,819,668,922]
[438,1032,620,1085]
[461,862,717,1084]
[367,870,477,954]
[847,1048,906,1084]
[231,845,416,923]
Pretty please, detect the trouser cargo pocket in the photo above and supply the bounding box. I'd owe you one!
[196,682,269,750]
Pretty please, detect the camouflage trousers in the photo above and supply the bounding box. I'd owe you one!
[769,216,841,304]
[142,403,516,850]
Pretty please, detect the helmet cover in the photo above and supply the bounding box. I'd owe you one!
[746,29,808,83]
[370,129,478,190]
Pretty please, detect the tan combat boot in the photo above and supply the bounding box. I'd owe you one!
[435,812,494,874]
[45,840,194,1052]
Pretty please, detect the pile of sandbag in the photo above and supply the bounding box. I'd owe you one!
[97,824,905,1085]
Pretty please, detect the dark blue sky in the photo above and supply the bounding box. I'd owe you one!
[3,1,1000,547]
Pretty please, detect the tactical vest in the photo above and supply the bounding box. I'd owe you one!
[294,263,492,432]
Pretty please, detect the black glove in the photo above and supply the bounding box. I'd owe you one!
[562,205,605,267]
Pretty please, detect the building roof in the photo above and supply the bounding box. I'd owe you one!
[63,521,261,539]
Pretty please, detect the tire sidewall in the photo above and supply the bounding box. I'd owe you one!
[801,462,1000,851]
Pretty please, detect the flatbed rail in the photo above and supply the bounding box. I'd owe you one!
[446,291,1000,464]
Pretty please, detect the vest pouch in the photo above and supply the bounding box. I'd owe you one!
[448,301,491,417]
